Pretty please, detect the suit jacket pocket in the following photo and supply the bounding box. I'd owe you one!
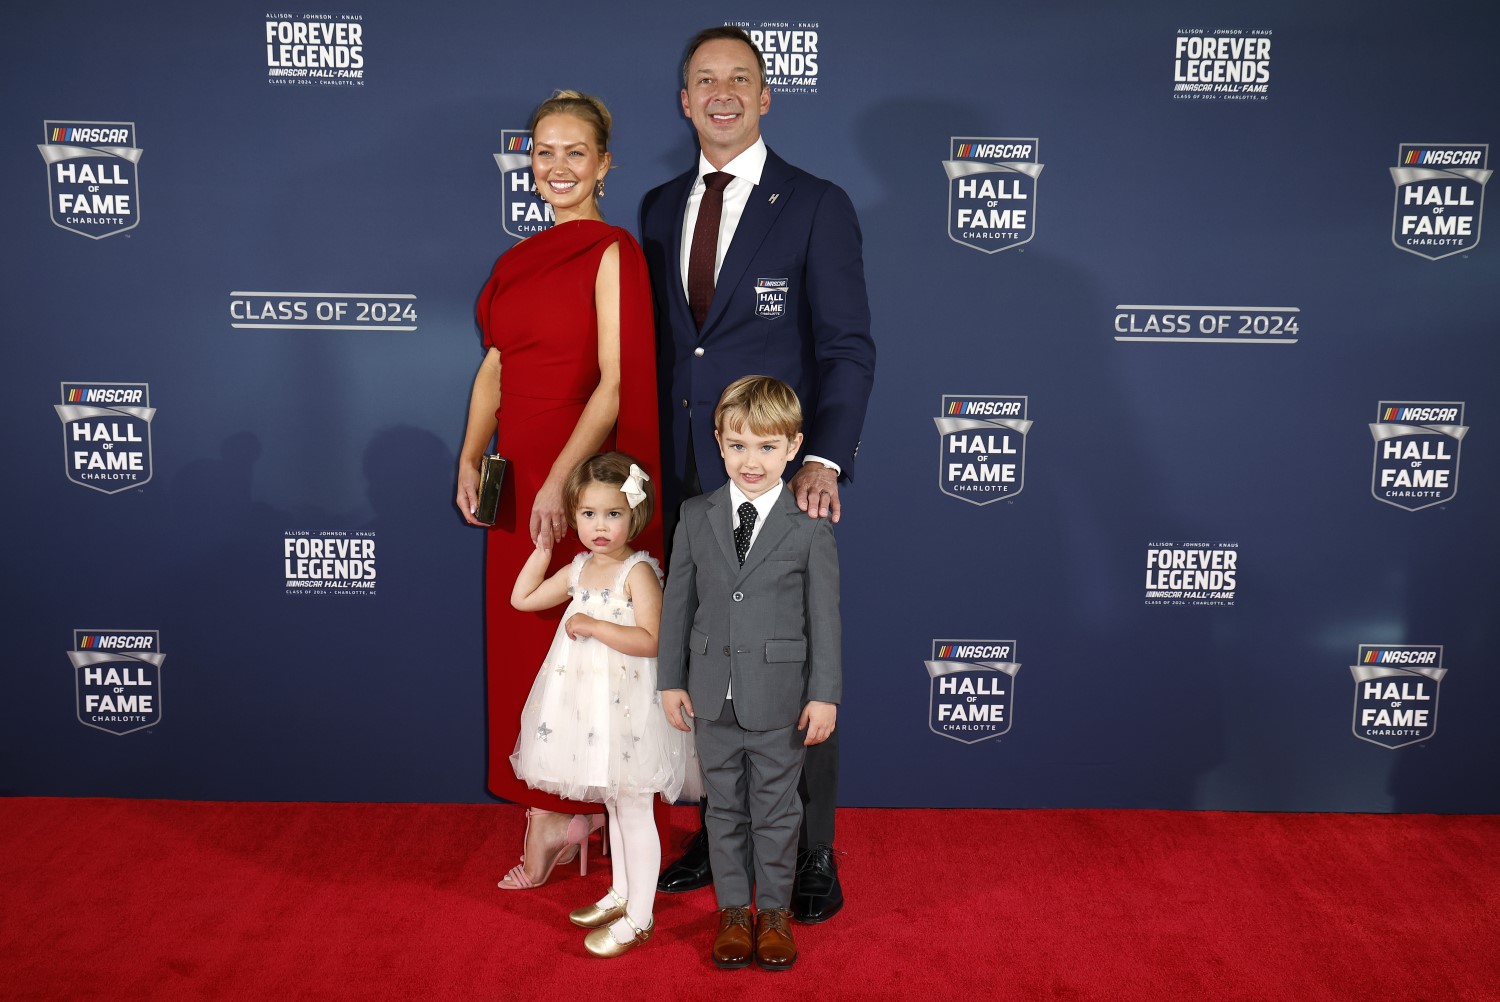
[691,629,709,655]
[765,639,807,663]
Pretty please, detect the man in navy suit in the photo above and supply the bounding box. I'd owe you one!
[640,25,875,924]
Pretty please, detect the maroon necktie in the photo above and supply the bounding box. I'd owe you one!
[687,171,734,330]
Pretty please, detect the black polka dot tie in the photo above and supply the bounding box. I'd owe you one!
[734,501,757,565]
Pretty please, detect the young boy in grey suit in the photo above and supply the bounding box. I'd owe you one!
[658,375,841,972]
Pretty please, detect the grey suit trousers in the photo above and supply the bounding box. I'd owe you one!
[696,698,806,910]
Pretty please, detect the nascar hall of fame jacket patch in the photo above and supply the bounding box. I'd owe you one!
[495,131,553,240]
[944,138,1042,253]
[754,277,788,318]
[1391,144,1489,260]
[926,640,1020,744]
[69,630,163,736]
[38,121,142,239]
[55,382,154,494]
[1350,645,1444,749]
[1369,401,1467,511]
[935,395,1030,504]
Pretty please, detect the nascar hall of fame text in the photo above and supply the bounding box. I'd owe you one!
[727,21,820,93]
[68,630,163,736]
[230,292,417,331]
[1369,401,1467,511]
[1172,28,1271,100]
[1391,144,1489,260]
[38,121,142,239]
[1113,304,1300,344]
[944,138,1043,254]
[1349,645,1444,749]
[925,640,1021,744]
[265,12,364,86]
[55,382,154,494]
[1144,541,1237,606]
[284,530,377,596]
[935,395,1031,505]
[494,131,554,240]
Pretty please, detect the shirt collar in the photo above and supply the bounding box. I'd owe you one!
[728,478,783,520]
[696,137,767,188]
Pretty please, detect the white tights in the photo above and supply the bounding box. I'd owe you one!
[599,791,660,942]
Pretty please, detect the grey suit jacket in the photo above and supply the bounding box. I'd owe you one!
[657,484,841,732]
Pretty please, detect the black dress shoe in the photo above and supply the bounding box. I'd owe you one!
[657,827,713,893]
[790,843,844,923]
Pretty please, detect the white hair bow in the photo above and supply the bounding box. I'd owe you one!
[622,464,650,509]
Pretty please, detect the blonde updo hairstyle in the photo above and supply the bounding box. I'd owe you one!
[528,89,613,154]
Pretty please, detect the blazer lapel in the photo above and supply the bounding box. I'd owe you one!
[735,489,799,581]
[702,149,797,336]
[705,486,740,570]
[664,171,697,335]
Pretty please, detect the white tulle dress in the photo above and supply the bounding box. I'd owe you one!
[511,550,698,803]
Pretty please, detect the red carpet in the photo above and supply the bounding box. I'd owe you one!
[1,799,1495,1001]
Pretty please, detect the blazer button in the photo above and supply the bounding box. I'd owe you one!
[681,399,689,409]
[722,645,730,657]
[693,347,705,357]
[732,591,744,602]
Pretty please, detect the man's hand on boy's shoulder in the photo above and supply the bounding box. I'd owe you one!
[798,700,837,745]
[790,462,841,523]
[662,689,694,733]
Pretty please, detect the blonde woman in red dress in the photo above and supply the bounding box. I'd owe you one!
[457,91,664,889]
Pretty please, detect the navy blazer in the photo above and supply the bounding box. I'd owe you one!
[641,148,875,500]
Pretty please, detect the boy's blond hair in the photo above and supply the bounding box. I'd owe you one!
[713,375,803,439]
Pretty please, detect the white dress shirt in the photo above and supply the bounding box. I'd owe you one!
[679,138,768,292]
[729,479,783,557]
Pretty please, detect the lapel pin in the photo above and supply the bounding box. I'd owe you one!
[768,193,779,204]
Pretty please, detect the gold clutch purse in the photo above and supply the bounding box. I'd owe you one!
[474,453,508,525]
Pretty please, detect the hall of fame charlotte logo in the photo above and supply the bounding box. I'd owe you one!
[37,121,142,239]
[494,130,553,239]
[68,630,163,736]
[926,640,1020,744]
[943,138,1042,253]
[1391,144,1489,260]
[754,278,788,318]
[1369,401,1467,511]
[1350,645,1444,749]
[55,382,154,494]
[935,395,1030,504]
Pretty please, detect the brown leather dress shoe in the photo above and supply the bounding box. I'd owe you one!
[711,906,754,969]
[754,907,798,970]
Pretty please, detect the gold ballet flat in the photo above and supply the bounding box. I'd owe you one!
[583,916,653,958]
[569,890,628,929]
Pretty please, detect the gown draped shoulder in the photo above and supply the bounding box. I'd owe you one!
[476,219,663,809]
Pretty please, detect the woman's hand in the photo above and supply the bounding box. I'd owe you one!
[456,459,485,526]
[530,476,568,549]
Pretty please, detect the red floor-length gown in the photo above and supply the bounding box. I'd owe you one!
[477,219,663,813]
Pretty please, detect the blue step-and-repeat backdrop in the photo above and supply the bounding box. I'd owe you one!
[4,1,1497,811]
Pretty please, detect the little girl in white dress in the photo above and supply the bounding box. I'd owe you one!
[510,452,695,957]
